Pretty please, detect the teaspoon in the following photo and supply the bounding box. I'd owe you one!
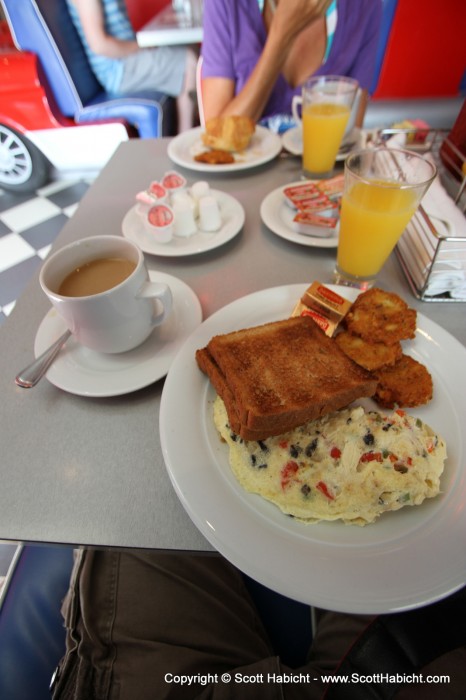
[15,329,72,388]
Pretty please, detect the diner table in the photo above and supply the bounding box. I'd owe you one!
[136,2,203,47]
[1,136,465,612]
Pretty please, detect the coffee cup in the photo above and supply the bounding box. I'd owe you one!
[39,235,172,353]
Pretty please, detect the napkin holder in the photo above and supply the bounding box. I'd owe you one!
[396,206,466,302]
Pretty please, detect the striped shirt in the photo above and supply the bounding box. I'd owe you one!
[66,0,135,92]
[323,0,337,63]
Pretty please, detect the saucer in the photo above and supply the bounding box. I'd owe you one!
[34,272,202,397]
[260,181,339,248]
[122,190,245,257]
[281,126,362,160]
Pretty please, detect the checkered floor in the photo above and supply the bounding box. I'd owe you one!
[0,178,93,327]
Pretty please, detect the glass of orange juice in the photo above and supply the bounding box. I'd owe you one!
[292,75,359,178]
[334,148,437,290]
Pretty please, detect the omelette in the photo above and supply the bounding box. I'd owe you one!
[213,396,447,526]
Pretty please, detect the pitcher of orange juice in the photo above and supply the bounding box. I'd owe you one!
[292,75,359,178]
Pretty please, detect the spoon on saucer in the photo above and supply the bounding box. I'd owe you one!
[15,329,72,388]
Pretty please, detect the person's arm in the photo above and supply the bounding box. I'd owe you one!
[354,89,368,128]
[350,1,383,127]
[201,0,332,121]
[71,0,138,58]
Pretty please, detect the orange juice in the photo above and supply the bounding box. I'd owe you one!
[302,103,350,173]
[337,180,418,278]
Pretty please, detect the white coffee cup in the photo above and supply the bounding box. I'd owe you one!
[39,235,172,353]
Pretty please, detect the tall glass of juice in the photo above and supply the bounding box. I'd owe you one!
[334,148,437,289]
[292,76,359,178]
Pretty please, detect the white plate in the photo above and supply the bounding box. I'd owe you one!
[167,125,282,173]
[160,284,466,613]
[122,190,245,257]
[281,126,363,159]
[34,273,202,397]
[260,181,339,248]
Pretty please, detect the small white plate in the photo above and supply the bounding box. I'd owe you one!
[260,180,339,248]
[122,190,245,257]
[282,126,362,160]
[167,125,282,173]
[34,273,202,397]
[160,284,466,613]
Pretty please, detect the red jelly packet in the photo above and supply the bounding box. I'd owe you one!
[293,211,338,228]
[315,173,344,196]
[283,182,320,202]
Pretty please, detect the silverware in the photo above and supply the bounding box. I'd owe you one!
[15,329,72,388]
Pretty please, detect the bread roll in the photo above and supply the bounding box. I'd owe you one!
[202,115,255,152]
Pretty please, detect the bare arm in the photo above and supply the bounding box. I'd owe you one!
[71,0,138,58]
[201,0,332,121]
[354,89,369,128]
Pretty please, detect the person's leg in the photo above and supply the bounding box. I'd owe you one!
[176,46,198,132]
[281,608,375,700]
[118,46,198,131]
[52,549,276,700]
[308,608,376,674]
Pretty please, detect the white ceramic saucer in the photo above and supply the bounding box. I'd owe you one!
[122,190,245,257]
[34,272,202,397]
[282,126,362,159]
[260,181,340,248]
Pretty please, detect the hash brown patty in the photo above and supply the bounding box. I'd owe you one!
[345,288,417,345]
[374,354,433,408]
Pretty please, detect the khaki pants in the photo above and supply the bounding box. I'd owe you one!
[51,549,373,700]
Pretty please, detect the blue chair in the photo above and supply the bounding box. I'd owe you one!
[1,0,176,139]
[0,545,312,700]
[0,545,74,700]
[0,0,176,191]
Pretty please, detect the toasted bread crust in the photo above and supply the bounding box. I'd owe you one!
[197,317,377,440]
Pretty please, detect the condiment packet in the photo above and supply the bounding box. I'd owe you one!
[162,170,187,193]
[315,173,345,197]
[292,210,339,236]
[291,281,351,336]
[145,204,174,243]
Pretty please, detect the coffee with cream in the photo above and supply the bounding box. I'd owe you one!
[58,257,137,297]
[40,236,172,353]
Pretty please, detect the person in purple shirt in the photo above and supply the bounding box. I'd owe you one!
[200,0,382,128]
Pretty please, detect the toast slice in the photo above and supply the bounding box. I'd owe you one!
[196,347,271,440]
[196,316,377,440]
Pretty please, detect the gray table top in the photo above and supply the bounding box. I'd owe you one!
[136,4,203,47]
[1,138,465,553]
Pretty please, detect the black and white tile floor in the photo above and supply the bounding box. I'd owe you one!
[0,177,93,327]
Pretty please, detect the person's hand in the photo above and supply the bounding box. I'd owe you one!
[271,0,332,43]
